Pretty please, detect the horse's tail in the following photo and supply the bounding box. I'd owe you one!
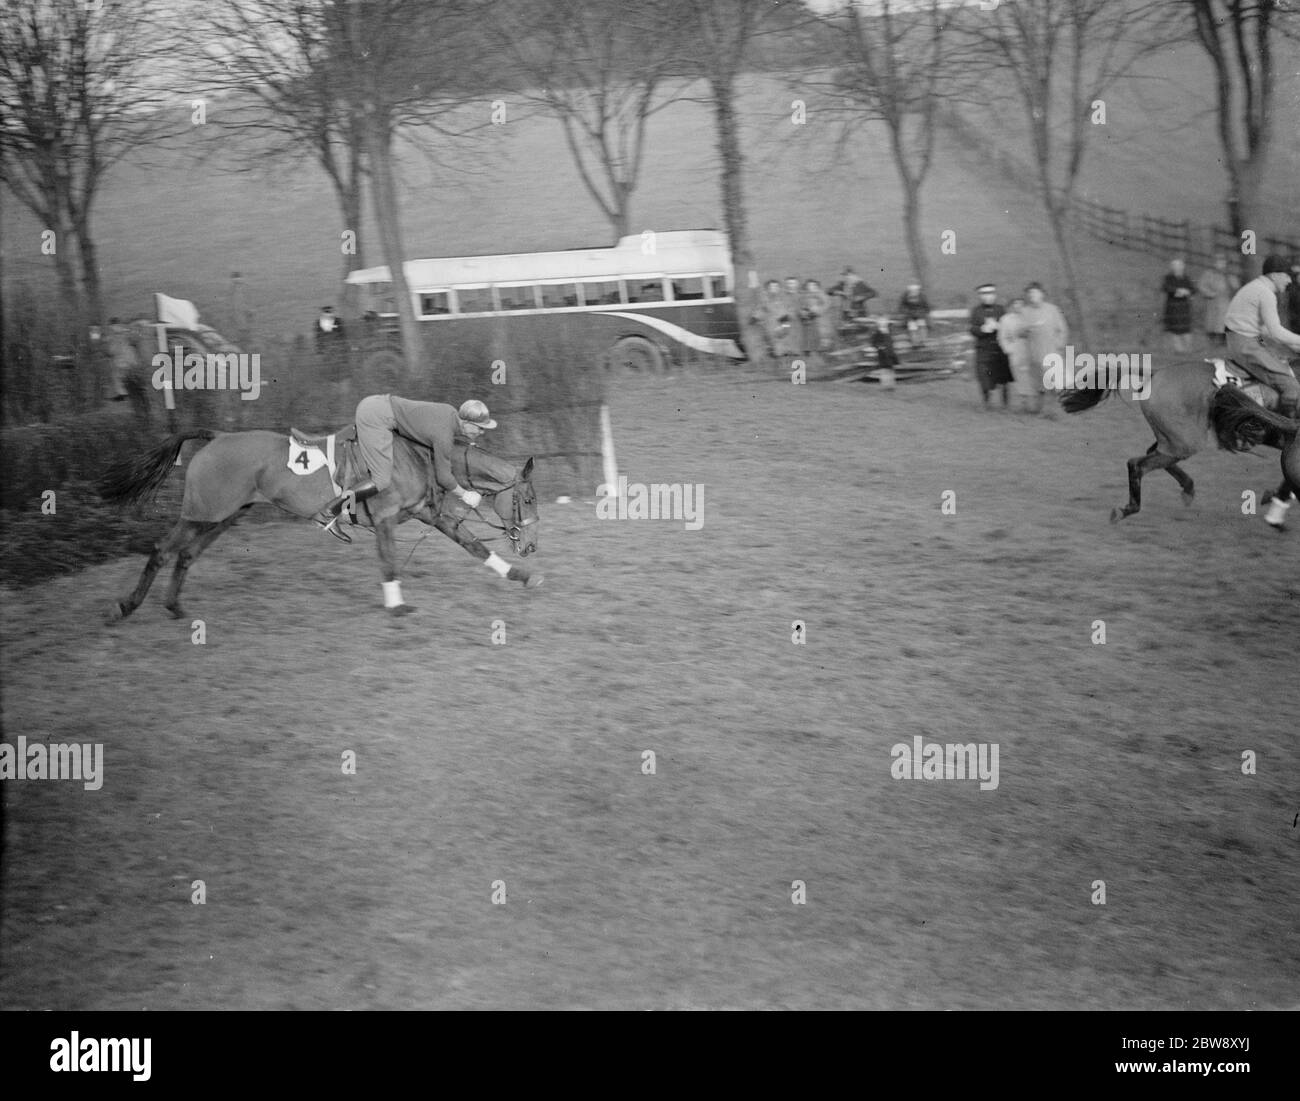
[1208,385,1298,453]
[1059,385,1111,415]
[97,428,219,506]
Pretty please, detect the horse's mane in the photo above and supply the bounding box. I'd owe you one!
[458,443,520,492]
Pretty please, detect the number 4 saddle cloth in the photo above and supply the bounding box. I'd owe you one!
[287,424,466,524]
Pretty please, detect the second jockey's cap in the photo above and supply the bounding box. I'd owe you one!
[976,283,996,293]
[459,399,497,429]
[1261,254,1291,275]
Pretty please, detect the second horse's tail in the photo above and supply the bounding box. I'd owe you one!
[1208,386,1298,453]
[97,428,219,506]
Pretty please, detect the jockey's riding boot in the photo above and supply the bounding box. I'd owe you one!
[317,481,380,543]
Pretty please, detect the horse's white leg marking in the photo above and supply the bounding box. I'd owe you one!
[1264,496,1291,527]
[483,552,511,578]
[381,580,404,607]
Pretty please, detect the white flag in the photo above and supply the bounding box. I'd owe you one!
[155,292,201,330]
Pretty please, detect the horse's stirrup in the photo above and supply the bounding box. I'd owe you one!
[318,515,352,544]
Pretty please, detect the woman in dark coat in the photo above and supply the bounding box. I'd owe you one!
[969,283,1013,408]
[1161,257,1196,352]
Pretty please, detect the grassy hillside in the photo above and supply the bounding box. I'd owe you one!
[942,36,1298,240]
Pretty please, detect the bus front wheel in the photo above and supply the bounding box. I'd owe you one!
[608,335,665,375]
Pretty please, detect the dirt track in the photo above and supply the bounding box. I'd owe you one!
[2,365,1297,1010]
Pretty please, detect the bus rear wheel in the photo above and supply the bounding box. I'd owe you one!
[608,335,665,375]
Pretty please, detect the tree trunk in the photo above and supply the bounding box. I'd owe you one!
[612,186,630,239]
[50,213,81,319]
[1232,155,1267,279]
[339,169,366,313]
[74,221,107,407]
[365,119,423,380]
[1045,198,1091,348]
[711,77,764,365]
[900,178,929,292]
[75,223,105,328]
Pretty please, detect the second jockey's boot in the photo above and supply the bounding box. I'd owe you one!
[318,481,379,543]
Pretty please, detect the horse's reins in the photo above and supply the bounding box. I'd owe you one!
[457,471,537,554]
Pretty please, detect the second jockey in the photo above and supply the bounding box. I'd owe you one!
[318,395,497,542]
[1222,253,1300,419]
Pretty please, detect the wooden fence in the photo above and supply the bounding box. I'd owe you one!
[937,103,1298,278]
[1070,197,1298,279]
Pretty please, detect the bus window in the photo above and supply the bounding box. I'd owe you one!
[705,274,728,298]
[420,292,450,315]
[455,287,495,315]
[580,281,623,306]
[671,278,707,301]
[497,285,538,311]
[629,280,664,303]
[538,283,580,309]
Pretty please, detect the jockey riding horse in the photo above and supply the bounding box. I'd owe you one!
[318,395,496,543]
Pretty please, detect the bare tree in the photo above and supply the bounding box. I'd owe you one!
[671,0,786,363]
[186,1,371,297]
[489,0,691,239]
[960,0,1168,345]
[805,0,968,292]
[1183,0,1296,272]
[0,0,178,324]
[186,0,491,356]
[320,0,493,377]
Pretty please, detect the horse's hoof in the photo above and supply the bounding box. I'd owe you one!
[166,604,185,620]
[105,601,127,624]
[1181,492,1195,507]
[388,603,416,616]
[1109,507,1125,524]
[523,572,544,589]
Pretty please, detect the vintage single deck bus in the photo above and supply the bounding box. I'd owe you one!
[344,229,745,373]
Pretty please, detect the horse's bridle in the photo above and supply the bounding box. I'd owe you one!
[458,471,537,555]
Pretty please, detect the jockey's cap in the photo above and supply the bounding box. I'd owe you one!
[1261,254,1291,275]
[458,399,497,429]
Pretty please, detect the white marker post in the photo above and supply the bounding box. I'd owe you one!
[599,403,618,498]
[156,323,180,463]
[155,323,174,412]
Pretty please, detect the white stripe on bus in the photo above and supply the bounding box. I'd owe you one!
[603,312,744,359]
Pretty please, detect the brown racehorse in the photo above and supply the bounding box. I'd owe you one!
[1061,360,1299,527]
[97,426,541,620]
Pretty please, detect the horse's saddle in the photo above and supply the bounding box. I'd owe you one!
[1209,358,1250,388]
[288,424,369,516]
[291,424,357,448]
[1207,358,1280,409]
[288,424,480,523]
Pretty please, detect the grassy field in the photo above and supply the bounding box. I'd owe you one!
[2,366,1296,1011]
